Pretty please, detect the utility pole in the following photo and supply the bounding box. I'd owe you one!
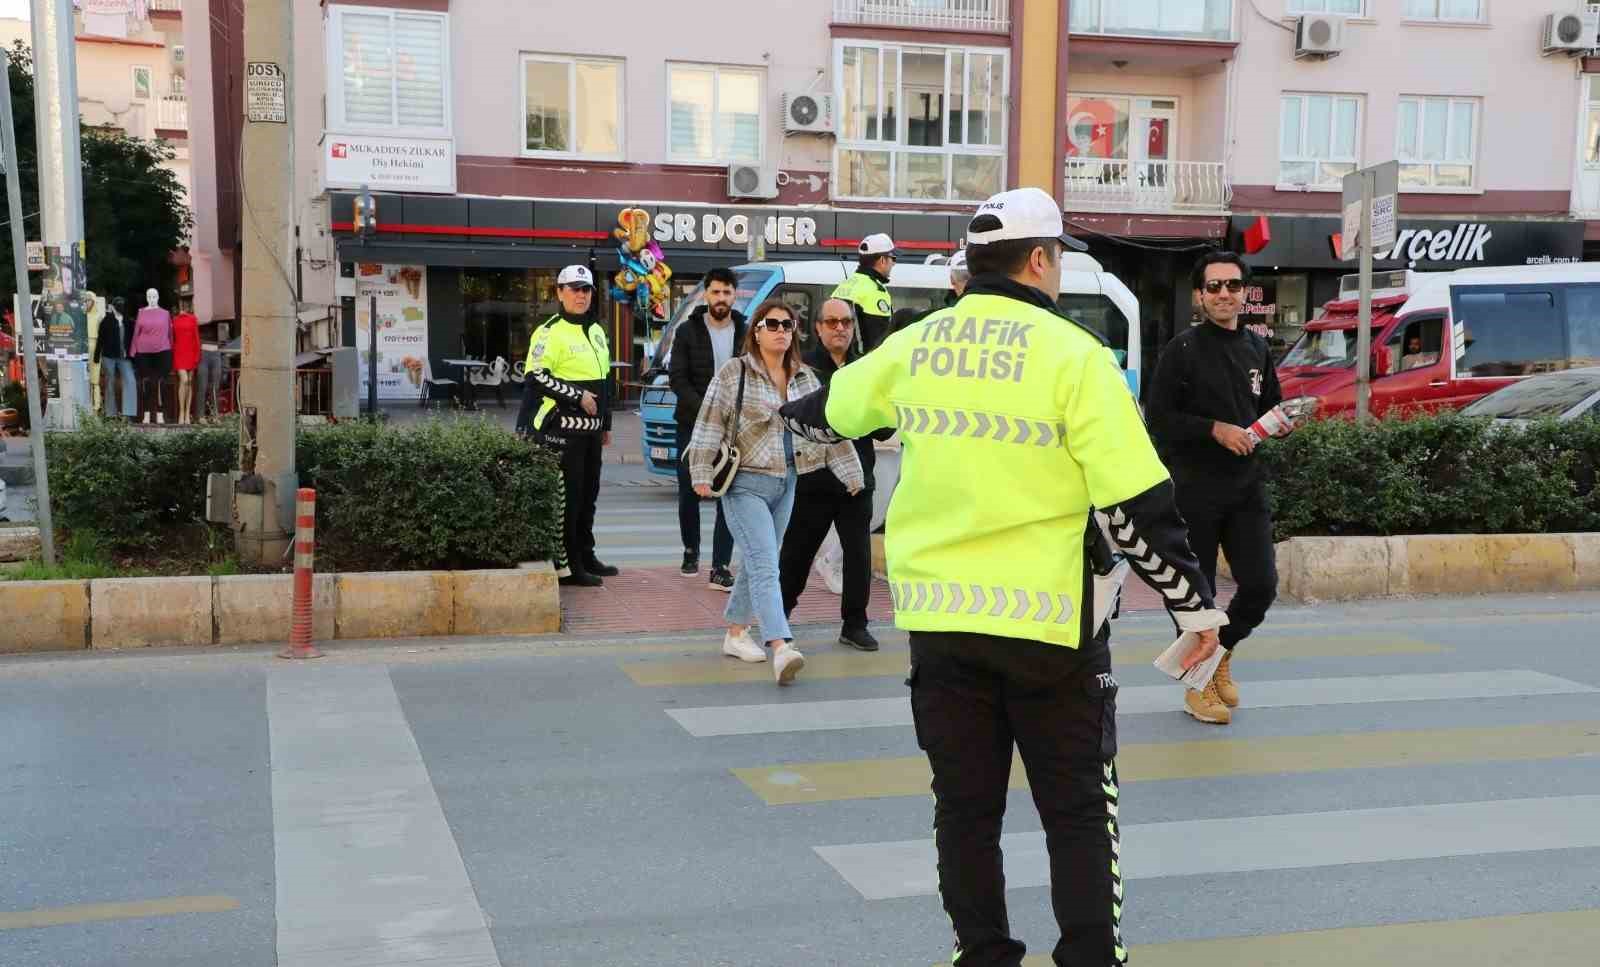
[30,0,90,424]
[0,58,54,565]
[234,0,296,565]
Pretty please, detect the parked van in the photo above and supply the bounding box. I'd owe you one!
[1278,263,1600,418]
[635,256,1141,475]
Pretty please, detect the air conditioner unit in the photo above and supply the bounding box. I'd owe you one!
[1294,14,1346,59]
[727,164,779,200]
[781,91,834,134]
[1542,10,1599,54]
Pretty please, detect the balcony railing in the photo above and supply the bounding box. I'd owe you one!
[832,0,1010,33]
[149,0,183,12]
[1069,0,1232,42]
[1064,159,1230,214]
[156,93,187,132]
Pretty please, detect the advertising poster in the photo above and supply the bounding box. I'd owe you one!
[354,263,428,400]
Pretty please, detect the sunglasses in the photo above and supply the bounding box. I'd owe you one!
[758,317,795,332]
[819,317,854,328]
[1202,279,1246,294]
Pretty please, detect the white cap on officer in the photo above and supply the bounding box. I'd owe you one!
[858,233,896,257]
[557,264,595,287]
[966,187,1087,252]
[947,249,968,274]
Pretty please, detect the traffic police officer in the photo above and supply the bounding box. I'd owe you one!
[831,232,895,352]
[519,264,617,588]
[782,188,1226,967]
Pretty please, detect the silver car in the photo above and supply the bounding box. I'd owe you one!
[1460,367,1600,428]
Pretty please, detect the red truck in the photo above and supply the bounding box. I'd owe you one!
[1278,264,1600,418]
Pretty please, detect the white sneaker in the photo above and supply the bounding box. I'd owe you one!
[722,628,767,663]
[773,644,805,686]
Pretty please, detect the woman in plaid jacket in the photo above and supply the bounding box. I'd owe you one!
[687,298,864,685]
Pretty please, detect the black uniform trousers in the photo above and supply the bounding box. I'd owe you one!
[1173,469,1278,650]
[777,483,873,629]
[908,628,1124,967]
[675,421,734,568]
[558,432,604,571]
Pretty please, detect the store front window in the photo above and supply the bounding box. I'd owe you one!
[1240,274,1309,360]
[461,268,561,370]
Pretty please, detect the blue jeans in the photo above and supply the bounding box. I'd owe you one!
[720,468,797,644]
[103,357,137,418]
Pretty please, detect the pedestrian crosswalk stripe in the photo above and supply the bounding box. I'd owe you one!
[816,793,1600,900]
[664,669,1594,737]
[268,668,502,967]
[620,634,1446,687]
[731,720,1600,805]
[935,908,1600,967]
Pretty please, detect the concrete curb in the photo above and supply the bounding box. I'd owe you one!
[1277,533,1600,603]
[0,563,561,654]
[884,531,1596,604]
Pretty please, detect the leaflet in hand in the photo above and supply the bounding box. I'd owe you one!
[1153,631,1226,692]
[1245,405,1294,447]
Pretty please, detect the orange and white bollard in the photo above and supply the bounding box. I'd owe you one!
[279,487,324,660]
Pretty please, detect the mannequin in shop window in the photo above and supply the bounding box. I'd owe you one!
[172,299,200,425]
[131,288,173,425]
[92,296,137,420]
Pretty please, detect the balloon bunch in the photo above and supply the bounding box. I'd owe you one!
[609,208,673,319]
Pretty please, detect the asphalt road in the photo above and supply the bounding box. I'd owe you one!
[2,593,1598,966]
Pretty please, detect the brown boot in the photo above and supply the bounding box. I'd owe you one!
[1213,651,1239,708]
[1184,681,1232,724]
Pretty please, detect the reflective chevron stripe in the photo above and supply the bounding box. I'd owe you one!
[1106,507,1201,611]
[892,581,1075,625]
[1105,760,1127,964]
[893,404,1065,448]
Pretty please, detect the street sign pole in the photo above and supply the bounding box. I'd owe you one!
[1343,161,1398,425]
[1356,169,1374,424]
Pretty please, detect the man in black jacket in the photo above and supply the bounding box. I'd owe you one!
[1146,250,1282,726]
[668,267,745,590]
[777,298,891,651]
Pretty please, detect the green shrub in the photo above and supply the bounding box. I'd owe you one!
[1260,412,1600,541]
[296,417,564,570]
[43,416,235,550]
[43,416,565,571]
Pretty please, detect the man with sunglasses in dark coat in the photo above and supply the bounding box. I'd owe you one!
[1145,250,1283,726]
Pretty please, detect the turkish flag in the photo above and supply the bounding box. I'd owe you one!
[1147,119,1168,159]
[1066,99,1122,159]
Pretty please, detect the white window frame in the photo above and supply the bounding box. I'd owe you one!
[519,53,626,162]
[1395,95,1480,192]
[1286,0,1364,14]
[1277,92,1362,191]
[325,6,452,137]
[131,64,152,101]
[831,40,1009,204]
[1400,0,1485,23]
[664,62,766,166]
[1069,0,1236,41]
